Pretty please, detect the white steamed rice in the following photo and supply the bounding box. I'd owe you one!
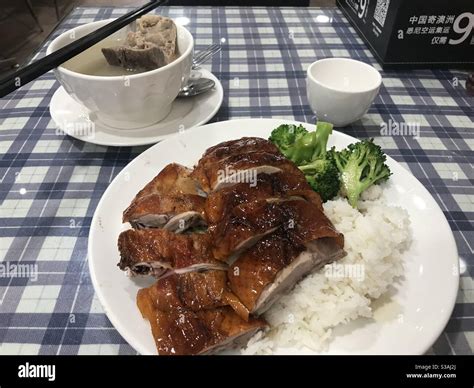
[241,185,412,354]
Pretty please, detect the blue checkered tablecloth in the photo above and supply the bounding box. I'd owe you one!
[0,6,472,355]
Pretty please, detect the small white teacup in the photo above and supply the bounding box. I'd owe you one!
[306,58,381,127]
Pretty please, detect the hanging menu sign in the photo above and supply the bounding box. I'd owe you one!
[337,0,474,68]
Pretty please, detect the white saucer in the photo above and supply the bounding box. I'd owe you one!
[49,69,223,147]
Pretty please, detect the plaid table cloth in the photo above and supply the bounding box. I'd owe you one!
[0,6,472,355]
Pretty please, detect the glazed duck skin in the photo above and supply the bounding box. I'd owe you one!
[200,137,281,160]
[124,193,206,232]
[140,270,249,320]
[136,291,267,355]
[123,163,207,231]
[204,171,323,225]
[192,151,304,193]
[118,229,226,278]
[227,204,345,314]
[193,137,282,192]
[129,163,203,199]
[142,271,228,311]
[210,196,332,261]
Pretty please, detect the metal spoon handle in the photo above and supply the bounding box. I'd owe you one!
[177,77,215,98]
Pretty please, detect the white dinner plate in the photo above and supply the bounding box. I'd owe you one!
[88,118,459,355]
[50,69,223,147]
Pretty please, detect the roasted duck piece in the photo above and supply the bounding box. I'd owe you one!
[124,193,206,231]
[140,270,249,320]
[129,163,203,198]
[227,209,345,315]
[201,137,280,158]
[204,172,323,225]
[137,289,267,355]
[118,229,226,278]
[192,151,304,193]
[210,197,330,261]
[142,271,228,311]
[194,137,281,185]
[123,163,206,231]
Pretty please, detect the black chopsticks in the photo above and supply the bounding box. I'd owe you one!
[0,0,165,98]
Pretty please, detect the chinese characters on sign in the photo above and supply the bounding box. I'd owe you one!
[405,13,474,45]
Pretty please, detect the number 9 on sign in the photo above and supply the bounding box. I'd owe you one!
[449,12,474,45]
[358,0,367,18]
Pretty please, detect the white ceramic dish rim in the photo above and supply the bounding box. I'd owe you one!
[88,118,459,355]
[46,18,194,82]
[307,57,382,94]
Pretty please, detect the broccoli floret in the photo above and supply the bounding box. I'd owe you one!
[269,122,334,165]
[269,121,340,201]
[268,124,308,161]
[332,139,391,208]
[299,156,340,202]
[287,121,334,164]
[308,121,333,160]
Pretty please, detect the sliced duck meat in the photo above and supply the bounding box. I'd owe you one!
[128,163,204,202]
[192,151,305,192]
[252,238,345,315]
[123,193,206,232]
[194,137,281,179]
[202,137,281,158]
[227,206,345,315]
[210,197,331,261]
[205,172,323,225]
[123,163,206,231]
[118,229,226,278]
[139,270,249,320]
[136,291,267,355]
